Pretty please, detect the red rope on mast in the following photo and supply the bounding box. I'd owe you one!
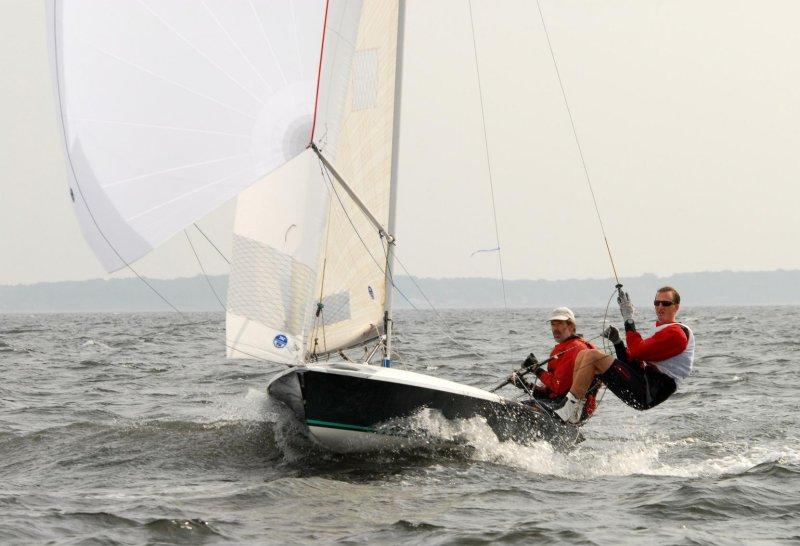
[309,0,330,145]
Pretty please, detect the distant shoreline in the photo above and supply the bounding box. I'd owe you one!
[1,269,797,313]
[1,304,793,316]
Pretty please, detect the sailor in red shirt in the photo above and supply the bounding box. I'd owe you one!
[553,286,695,424]
[513,307,600,421]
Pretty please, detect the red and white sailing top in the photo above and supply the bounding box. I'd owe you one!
[626,322,695,383]
[539,336,598,416]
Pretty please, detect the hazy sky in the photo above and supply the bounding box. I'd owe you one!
[2,1,799,286]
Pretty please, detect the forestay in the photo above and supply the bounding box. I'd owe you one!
[47,0,326,271]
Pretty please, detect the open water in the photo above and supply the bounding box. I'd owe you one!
[0,307,798,545]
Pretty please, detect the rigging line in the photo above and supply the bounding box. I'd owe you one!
[184,230,226,310]
[467,0,508,312]
[317,158,486,362]
[309,0,331,144]
[547,290,616,419]
[534,0,621,285]
[318,160,386,280]
[316,161,406,353]
[601,286,617,355]
[388,248,490,361]
[193,223,230,264]
[374,205,491,361]
[311,185,335,359]
[316,162,423,342]
[391,252,487,357]
[373,203,490,362]
[592,287,619,409]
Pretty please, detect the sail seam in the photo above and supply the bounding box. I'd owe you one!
[534,0,621,285]
[200,0,276,94]
[86,42,257,120]
[136,0,267,106]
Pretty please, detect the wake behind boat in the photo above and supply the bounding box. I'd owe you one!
[268,362,583,454]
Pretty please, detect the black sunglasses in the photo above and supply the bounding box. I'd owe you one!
[653,300,675,307]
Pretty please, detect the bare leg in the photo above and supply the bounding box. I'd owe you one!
[570,349,616,399]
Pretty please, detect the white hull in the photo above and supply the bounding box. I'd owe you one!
[308,425,423,453]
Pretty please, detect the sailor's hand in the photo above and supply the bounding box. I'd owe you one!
[603,325,621,344]
[523,352,539,369]
[617,290,635,321]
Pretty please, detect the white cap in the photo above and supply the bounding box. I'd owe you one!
[548,307,576,323]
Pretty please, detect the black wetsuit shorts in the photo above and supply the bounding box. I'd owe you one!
[601,359,676,410]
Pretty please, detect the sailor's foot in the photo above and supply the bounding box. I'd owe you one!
[552,392,585,424]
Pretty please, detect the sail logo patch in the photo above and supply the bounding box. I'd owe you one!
[368,286,374,300]
[273,334,288,348]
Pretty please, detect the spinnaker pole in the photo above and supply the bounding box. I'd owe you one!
[383,0,406,367]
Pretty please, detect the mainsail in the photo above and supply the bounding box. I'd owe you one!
[47,0,327,271]
[310,1,400,356]
[227,1,400,363]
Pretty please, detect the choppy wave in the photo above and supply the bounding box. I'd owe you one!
[362,408,800,483]
[1,309,799,544]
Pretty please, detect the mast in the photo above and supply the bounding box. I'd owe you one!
[382,0,406,367]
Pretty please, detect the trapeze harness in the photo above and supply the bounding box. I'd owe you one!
[606,322,695,410]
[651,322,695,386]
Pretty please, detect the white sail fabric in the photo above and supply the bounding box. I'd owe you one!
[47,0,325,271]
[308,1,399,355]
[226,149,329,364]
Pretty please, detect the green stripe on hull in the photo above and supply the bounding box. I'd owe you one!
[306,419,375,433]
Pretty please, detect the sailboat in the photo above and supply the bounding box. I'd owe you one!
[47,0,583,453]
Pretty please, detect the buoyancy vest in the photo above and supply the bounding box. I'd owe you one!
[649,323,695,384]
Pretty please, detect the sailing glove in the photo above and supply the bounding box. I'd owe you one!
[523,353,539,369]
[617,290,635,322]
[603,325,622,344]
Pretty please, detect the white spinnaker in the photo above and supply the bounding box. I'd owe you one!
[226,149,329,364]
[309,1,399,355]
[47,0,325,271]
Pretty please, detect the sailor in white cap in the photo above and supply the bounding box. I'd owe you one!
[513,307,600,421]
